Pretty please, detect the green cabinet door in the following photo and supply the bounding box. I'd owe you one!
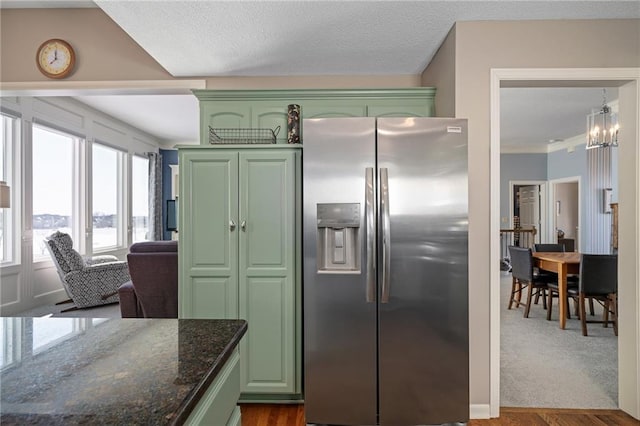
[200,104,251,144]
[251,104,288,144]
[179,150,239,319]
[238,151,296,394]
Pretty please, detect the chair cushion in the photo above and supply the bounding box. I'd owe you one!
[48,231,85,271]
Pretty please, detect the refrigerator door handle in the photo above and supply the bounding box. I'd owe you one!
[365,167,375,303]
[381,167,391,303]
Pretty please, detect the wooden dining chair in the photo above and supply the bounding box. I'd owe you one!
[568,254,618,336]
[508,246,555,318]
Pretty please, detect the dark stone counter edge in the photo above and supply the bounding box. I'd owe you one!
[171,320,248,425]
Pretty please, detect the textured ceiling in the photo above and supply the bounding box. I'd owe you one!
[94,1,640,77]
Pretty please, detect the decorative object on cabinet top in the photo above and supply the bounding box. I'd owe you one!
[209,126,280,144]
[287,104,301,144]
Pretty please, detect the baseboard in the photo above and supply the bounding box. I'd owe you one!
[239,393,303,404]
[470,404,491,419]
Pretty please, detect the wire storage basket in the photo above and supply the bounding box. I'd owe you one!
[209,126,280,144]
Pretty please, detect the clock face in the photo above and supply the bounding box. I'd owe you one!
[36,39,75,79]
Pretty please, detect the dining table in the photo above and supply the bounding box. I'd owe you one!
[532,251,581,329]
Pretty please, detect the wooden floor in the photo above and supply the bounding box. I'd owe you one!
[240,404,640,425]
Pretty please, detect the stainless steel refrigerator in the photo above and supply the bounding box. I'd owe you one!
[303,117,469,426]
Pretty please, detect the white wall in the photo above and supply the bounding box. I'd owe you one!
[0,96,161,315]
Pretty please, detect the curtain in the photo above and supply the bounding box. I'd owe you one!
[585,145,612,254]
[148,152,163,241]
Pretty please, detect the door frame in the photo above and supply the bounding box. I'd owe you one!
[548,176,581,250]
[508,180,548,244]
[490,68,640,418]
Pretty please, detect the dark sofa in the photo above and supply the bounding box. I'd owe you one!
[118,240,178,318]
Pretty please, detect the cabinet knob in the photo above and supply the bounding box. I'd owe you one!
[230,220,236,231]
[241,220,246,231]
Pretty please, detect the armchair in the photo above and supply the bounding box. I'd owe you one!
[44,231,130,310]
[119,240,178,318]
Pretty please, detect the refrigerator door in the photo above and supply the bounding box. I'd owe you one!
[303,118,378,426]
[377,117,469,425]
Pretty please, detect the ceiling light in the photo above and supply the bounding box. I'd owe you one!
[587,89,619,150]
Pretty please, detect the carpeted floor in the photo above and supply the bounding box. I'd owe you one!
[500,271,618,408]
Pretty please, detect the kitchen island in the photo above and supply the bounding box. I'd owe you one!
[0,317,247,425]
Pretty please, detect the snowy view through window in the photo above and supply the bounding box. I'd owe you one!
[32,127,149,258]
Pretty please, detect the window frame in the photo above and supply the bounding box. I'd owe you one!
[90,140,128,253]
[0,113,19,266]
[131,153,150,244]
[30,123,83,263]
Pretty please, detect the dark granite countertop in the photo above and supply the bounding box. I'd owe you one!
[0,317,247,425]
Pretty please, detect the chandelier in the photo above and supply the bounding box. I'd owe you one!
[586,89,619,149]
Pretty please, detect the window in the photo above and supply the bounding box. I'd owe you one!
[32,125,76,260]
[92,143,125,251]
[131,155,149,243]
[1,114,16,263]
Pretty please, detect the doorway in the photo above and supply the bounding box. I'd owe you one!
[490,68,640,418]
[551,177,580,251]
[510,182,545,244]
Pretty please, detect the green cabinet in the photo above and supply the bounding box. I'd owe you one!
[179,145,300,398]
[184,350,241,426]
[195,88,435,144]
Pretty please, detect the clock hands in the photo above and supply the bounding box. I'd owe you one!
[49,49,58,65]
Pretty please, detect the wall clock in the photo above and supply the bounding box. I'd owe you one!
[36,39,76,79]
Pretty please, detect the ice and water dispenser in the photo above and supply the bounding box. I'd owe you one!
[316,203,361,273]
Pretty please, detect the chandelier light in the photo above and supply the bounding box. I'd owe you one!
[587,88,619,150]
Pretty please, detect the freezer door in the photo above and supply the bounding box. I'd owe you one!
[377,117,469,425]
[303,118,378,426]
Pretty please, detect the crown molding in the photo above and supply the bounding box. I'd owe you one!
[501,133,586,154]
